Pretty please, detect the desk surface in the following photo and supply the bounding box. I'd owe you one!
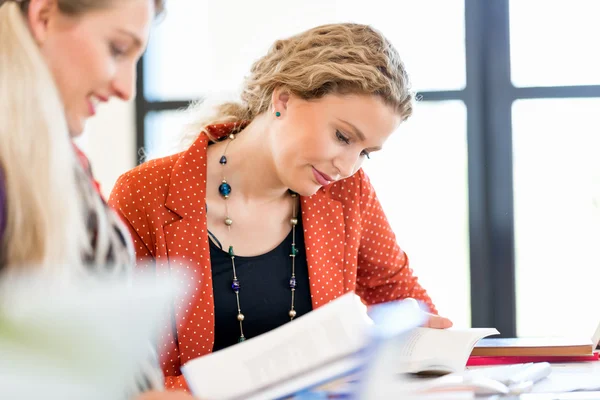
[472,362,600,399]
[295,362,600,399]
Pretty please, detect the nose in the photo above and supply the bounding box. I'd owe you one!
[111,63,136,101]
[334,151,363,179]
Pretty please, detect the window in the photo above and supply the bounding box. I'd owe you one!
[513,99,600,337]
[137,0,600,336]
[364,101,470,327]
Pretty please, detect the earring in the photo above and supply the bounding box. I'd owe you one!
[275,111,281,117]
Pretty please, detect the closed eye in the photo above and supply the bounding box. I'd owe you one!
[336,130,350,144]
[110,44,126,57]
[109,41,132,59]
[336,130,371,159]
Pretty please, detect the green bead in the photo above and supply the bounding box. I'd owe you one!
[238,336,246,343]
[291,245,298,256]
[275,111,281,117]
[228,246,235,257]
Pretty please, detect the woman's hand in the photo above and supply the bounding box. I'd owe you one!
[135,391,197,400]
[423,313,453,329]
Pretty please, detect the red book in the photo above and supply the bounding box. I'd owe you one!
[467,352,599,366]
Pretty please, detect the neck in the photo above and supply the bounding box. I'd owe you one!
[211,115,288,203]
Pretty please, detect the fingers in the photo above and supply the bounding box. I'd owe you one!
[424,314,453,329]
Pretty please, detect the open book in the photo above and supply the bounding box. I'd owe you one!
[182,293,378,400]
[181,293,499,400]
[394,327,499,375]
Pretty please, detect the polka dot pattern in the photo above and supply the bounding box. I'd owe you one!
[109,122,437,391]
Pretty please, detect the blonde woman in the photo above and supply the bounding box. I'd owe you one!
[0,0,195,399]
[110,23,453,391]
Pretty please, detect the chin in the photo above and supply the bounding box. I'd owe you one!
[67,119,86,138]
[290,183,322,197]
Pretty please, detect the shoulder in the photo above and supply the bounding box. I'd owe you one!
[309,169,381,227]
[326,168,373,203]
[110,152,183,208]
[120,153,182,187]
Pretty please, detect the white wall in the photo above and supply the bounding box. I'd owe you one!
[76,100,136,199]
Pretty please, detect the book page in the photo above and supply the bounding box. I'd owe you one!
[395,327,499,374]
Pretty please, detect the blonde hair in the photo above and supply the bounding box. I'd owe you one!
[0,0,165,269]
[186,23,414,142]
[12,0,165,16]
[0,2,86,270]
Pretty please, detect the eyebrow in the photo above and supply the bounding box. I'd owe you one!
[118,29,143,48]
[337,118,382,151]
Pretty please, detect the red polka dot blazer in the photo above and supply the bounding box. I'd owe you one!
[109,122,437,390]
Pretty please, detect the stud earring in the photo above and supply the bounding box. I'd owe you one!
[275,111,281,117]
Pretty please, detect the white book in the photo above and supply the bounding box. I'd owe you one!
[182,293,373,400]
[394,327,500,375]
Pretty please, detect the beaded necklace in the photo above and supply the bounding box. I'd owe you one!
[216,132,299,343]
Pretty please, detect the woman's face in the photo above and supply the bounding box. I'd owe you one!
[270,91,402,197]
[28,0,155,136]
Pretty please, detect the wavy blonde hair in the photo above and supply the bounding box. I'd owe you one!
[0,0,164,270]
[186,23,414,142]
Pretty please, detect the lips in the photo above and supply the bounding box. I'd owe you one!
[87,95,108,117]
[88,99,96,116]
[312,167,334,186]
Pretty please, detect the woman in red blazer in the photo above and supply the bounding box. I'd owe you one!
[110,23,452,390]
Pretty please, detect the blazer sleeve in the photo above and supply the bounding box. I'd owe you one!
[108,173,190,391]
[354,169,438,314]
[108,174,154,264]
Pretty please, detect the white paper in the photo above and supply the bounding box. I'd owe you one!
[0,271,176,400]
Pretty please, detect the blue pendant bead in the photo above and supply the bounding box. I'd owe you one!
[219,155,227,165]
[289,276,297,290]
[238,336,246,343]
[232,278,240,293]
[219,180,231,198]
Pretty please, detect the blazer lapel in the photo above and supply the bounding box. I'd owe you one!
[163,134,216,362]
[301,190,347,309]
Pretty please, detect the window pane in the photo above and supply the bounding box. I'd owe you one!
[144,0,465,100]
[510,0,600,87]
[364,101,470,327]
[144,110,190,160]
[513,99,600,337]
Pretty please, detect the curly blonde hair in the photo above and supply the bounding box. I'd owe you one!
[186,23,414,141]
